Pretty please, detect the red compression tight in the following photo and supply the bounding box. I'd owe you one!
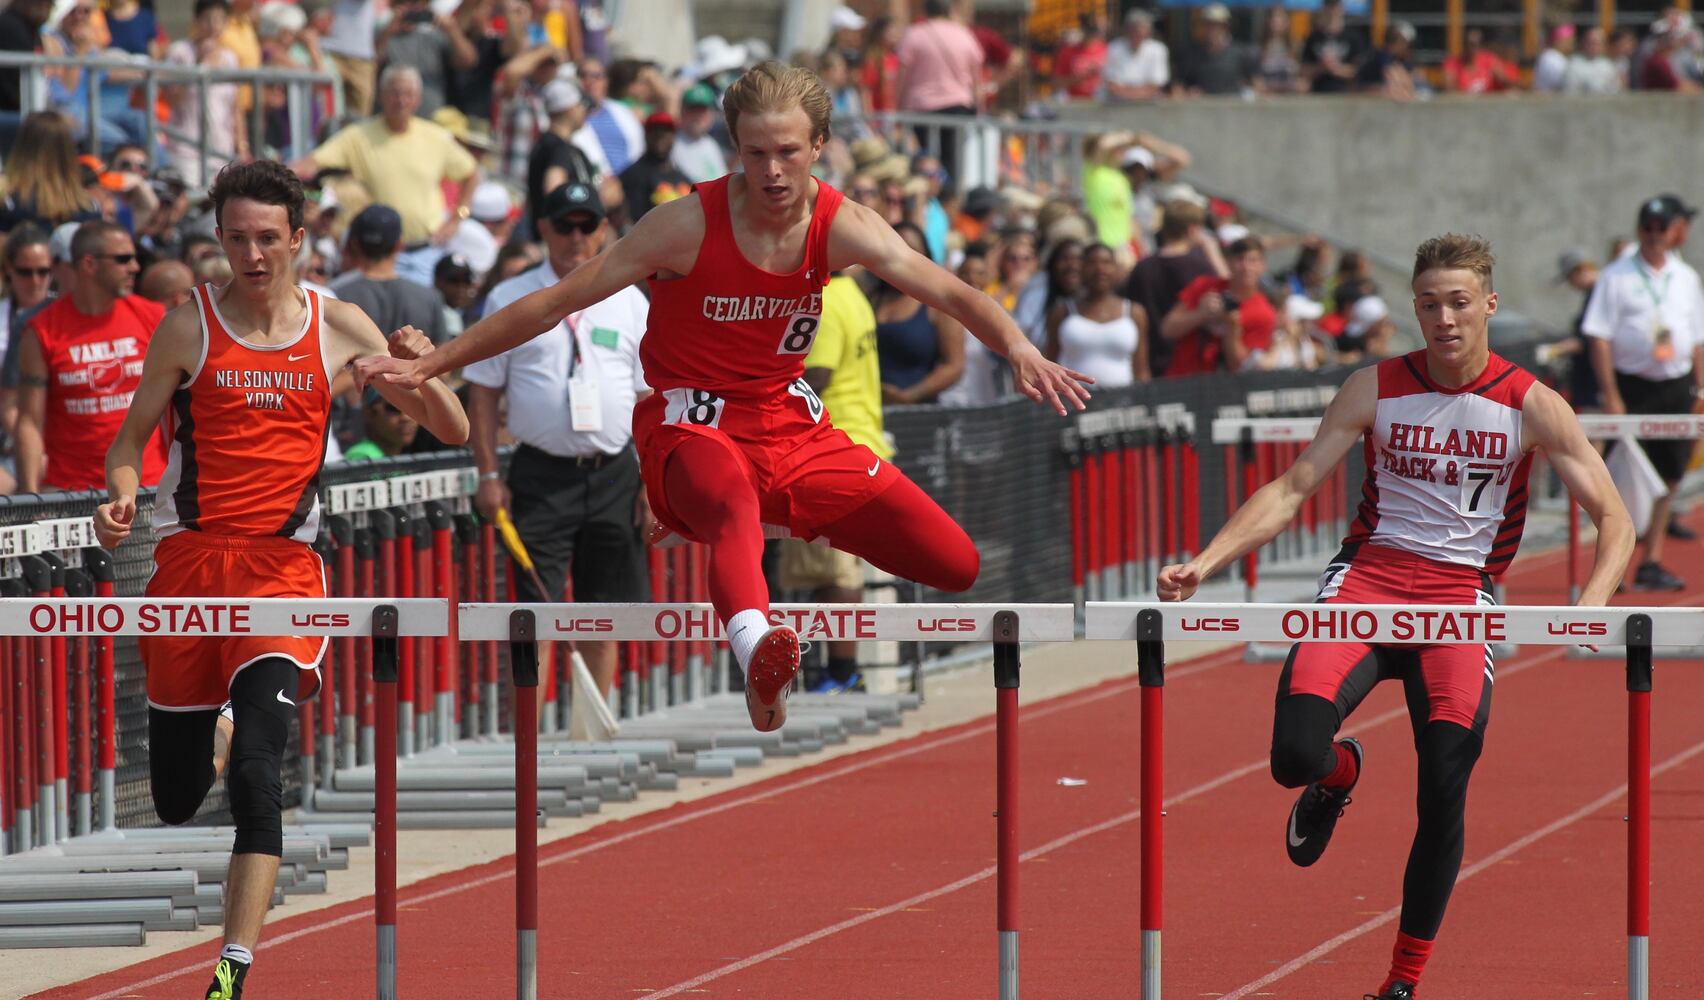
[662,437,980,624]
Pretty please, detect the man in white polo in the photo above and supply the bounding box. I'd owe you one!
[463,181,651,700]
[1583,193,1704,590]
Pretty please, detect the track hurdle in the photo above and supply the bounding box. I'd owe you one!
[1088,600,1688,1000]
[456,602,1075,1000]
[0,596,447,998]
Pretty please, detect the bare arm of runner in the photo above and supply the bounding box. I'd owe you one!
[325,301,469,445]
[1158,365,1378,601]
[1522,382,1634,606]
[831,199,1093,415]
[355,196,704,390]
[96,307,199,548]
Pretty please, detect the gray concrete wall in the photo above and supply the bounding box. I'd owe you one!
[1069,94,1704,332]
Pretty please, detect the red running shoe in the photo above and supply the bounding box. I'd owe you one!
[744,626,800,732]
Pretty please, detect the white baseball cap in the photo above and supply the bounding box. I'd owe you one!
[1346,295,1391,337]
[543,79,584,115]
[830,5,866,31]
[1121,146,1156,172]
[470,182,513,223]
[50,221,81,263]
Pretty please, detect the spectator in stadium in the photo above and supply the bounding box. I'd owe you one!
[941,243,1008,406]
[620,112,692,223]
[782,268,888,692]
[441,180,514,280]
[463,180,650,702]
[1163,236,1280,376]
[139,258,194,310]
[1015,231,1085,346]
[0,112,101,233]
[292,66,482,284]
[495,40,570,184]
[525,78,604,238]
[433,252,477,338]
[445,0,510,125]
[872,221,966,404]
[577,57,642,175]
[1045,241,1147,388]
[39,0,150,153]
[1174,4,1254,97]
[1639,23,1701,91]
[1081,132,1190,263]
[672,82,728,182]
[0,224,53,460]
[1564,26,1623,93]
[344,387,419,460]
[911,153,951,262]
[1533,23,1575,92]
[330,204,450,346]
[321,0,379,116]
[1101,8,1170,102]
[828,4,865,66]
[469,240,541,322]
[15,220,166,491]
[859,15,901,114]
[1121,199,1227,376]
[1329,281,1396,361]
[0,0,52,141]
[1551,248,1602,411]
[987,230,1037,314]
[896,0,983,183]
[376,0,479,117]
[1330,248,1373,309]
[1356,20,1422,100]
[162,0,246,187]
[256,2,327,152]
[1443,28,1518,93]
[1053,14,1109,101]
[1300,0,1364,94]
[1253,4,1302,94]
[1583,194,1704,589]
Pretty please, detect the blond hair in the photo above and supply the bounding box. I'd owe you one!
[1412,233,1495,290]
[2,111,97,224]
[721,61,833,146]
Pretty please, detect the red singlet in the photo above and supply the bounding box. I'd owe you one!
[31,293,168,490]
[642,175,843,398]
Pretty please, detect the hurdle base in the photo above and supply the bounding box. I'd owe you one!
[1242,641,1289,662]
[1630,935,1648,1000]
[998,930,1018,1000]
[1569,644,1704,660]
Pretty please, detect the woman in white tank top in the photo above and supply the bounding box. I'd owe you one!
[1044,243,1149,387]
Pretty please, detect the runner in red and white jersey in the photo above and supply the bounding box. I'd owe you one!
[1158,235,1633,999]
[94,161,467,1000]
[359,62,1092,734]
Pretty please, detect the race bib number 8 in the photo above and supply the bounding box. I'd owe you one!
[777,312,821,355]
[788,377,824,423]
[663,388,725,429]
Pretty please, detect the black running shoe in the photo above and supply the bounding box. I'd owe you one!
[1285,737,1363,867]
[1667,520,1697,540]
[1364,981,1416,1000]
[204,957,248,999]
[1633,561,1685,592]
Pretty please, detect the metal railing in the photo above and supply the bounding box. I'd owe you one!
[0,51,339,179]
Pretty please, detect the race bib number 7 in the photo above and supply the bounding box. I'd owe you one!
[777,312,821,355]
[1453,460,1512,516]
[663,388,725,429]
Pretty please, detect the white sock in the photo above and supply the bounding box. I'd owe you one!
[727,610,770,674]
[220,943,254,966]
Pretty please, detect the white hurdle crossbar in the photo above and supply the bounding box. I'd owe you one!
[1212,413,1704,446]
[1088,601,1664,1000]
[460,602,1072,1000]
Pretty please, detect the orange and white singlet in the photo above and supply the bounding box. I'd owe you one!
[154,284,332,543]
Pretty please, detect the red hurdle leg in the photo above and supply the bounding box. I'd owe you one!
[993,613,1021,1000]
[356,529,378,765]
[481,521,500,736]
[1135,608,1166,1000]
[509,611,541,1000]
[47,555,68,843]
[431,503,456,745]
[372,608,400,1000]
[1626,613,1652,1000]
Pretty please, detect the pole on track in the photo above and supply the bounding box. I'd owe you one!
[509,609,540,1000]
[62,567,92,838]
[1136,608,1165,1000]
[1625,612,1652,1000]
[992,610,1020,1000]
[43,552,68,843]
[372,604,401,1000]
[1566,488,1581,604]
[85,549,116,831]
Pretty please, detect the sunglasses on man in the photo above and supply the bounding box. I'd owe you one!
[549,215,599,236]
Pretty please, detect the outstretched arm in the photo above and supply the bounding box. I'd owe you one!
[1158,365,1378,600]
[97,308,197,548]
[1524,383,1634,605]
[356,198,698,389]
[831,200,1092,414]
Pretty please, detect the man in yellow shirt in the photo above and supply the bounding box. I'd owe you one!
[782,273,895,693]
[290,66,480,285]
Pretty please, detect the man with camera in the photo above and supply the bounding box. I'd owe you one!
[1160,236,1280,375]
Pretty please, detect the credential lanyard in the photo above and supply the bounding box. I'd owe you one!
[1633,258,1671,315]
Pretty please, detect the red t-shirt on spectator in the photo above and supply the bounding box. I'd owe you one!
[861,51,900,112]
[1443,50,1511,93]
[31,293,169,490]
[1054,38,1108,99]
[1165,276,1277,376]
[1642,52,1682,90]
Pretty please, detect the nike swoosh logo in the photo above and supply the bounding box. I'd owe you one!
[276,689,295,706]
[866,461,880,477]
[287,352,312,362]
[1287,803,1307,848]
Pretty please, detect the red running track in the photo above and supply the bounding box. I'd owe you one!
[34,541,1704,999]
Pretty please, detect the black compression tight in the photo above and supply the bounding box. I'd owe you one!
[149,658,297,857]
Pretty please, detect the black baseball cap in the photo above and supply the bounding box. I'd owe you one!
[348,203,403,255]
[538,181,605,221]
[1638,193,1697,229]
[434,252,474,283]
